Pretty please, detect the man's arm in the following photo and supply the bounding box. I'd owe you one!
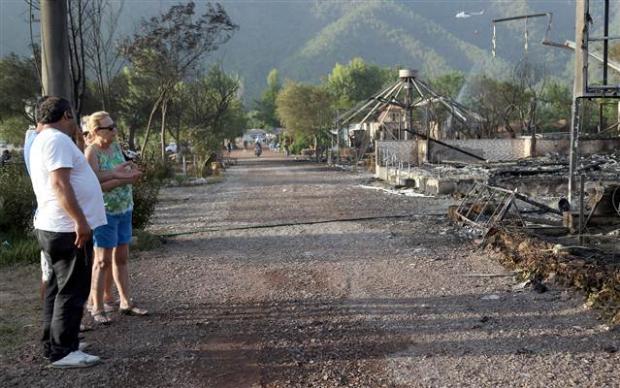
[49,168,91,248]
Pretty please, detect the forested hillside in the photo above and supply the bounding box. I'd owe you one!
[1,0,611,100]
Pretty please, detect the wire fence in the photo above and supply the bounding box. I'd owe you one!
[376,140,418,168]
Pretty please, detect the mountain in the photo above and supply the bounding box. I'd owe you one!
[0,0,592,101]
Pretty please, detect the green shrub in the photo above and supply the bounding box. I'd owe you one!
[0,233,39,266]
[132,159,164,230]
[146,159,175,181]
[0,163,35,234]
[173,174,189,186]
[290,136,311,155]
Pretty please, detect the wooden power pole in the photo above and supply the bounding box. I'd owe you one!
[568,0,586,206]
[40,0,71,100]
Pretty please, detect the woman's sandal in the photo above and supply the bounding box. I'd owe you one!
[87,303,115,314]
[119,305,148,316]
[91,311,112,325]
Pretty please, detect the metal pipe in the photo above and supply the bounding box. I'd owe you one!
[569,0,587,207]
[598,102,604,133]
[587,85,620,91]
[588,35,620,42]
[569,98,582,206]
[404,79,414,141]
[492,13,549,23]
[603,0,610,86]
[579,175,585,243]
[583,0,589,96]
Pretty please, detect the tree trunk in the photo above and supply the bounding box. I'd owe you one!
[140,92,164,155]
[313,135,318,162]
[160,98,168,161]
[128,123,137,151]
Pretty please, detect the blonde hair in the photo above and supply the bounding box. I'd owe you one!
[84,111,111,132]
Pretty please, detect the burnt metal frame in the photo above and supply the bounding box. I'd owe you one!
[454,184,526,243]
[580,0,620,98]
[335,70,486,162]
[492,13,557,57]
[569,0,620,211]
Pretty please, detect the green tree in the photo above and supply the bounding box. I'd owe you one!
[538,81,572,130]
[115,66,160,151]
[466,64,549,139]
[326,57,392,110]
[276,81,333,156]
[426,71,467,137]
[466,75,517,137]
[254,68,281,128]
[121,2,237,159]
[182,66,245,165]
[0,54,40,123]
[0,116,30,146]
[430,71,465,99]
[245,109,263,129]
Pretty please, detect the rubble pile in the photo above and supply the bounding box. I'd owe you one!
[444,153,620,323]
[485,228,620,324]
[414,152,620,194]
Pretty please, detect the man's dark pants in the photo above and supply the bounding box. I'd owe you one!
[36,230,92,362]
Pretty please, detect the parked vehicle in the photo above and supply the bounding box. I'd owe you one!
[165,143,177,153]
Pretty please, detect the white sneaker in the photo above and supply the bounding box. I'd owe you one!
[50,350,101,369]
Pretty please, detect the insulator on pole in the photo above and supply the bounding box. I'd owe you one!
[492,24,496,58]
[524,18,529,52]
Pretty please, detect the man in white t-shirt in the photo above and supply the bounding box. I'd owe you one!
[29,96,106,368]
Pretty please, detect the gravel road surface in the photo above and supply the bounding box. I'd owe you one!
[1,151,618,387]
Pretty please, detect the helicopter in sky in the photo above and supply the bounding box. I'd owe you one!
[455,10,485,19]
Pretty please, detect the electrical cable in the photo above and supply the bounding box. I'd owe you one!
[157,213,443,238]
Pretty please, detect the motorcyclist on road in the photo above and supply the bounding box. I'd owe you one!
[254,138,262,157]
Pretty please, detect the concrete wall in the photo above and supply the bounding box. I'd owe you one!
[533,138,620,156]
[427,139,528,162]
[375,136,620,194]
[426,137,620,162]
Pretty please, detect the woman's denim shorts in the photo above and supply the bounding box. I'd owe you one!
[93,210,132,248]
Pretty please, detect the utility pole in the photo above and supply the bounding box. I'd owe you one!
[40,0,71,100]
[568,0,586,206]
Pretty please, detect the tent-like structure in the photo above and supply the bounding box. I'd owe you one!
[335,69,485,162]
[337,69,482,139]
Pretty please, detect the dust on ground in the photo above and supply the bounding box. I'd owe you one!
[1,151,618,387]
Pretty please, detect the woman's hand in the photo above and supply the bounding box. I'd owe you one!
[113,161,132,175]
[129,169,143,183]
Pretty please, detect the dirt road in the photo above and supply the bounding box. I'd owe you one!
[1,152,618,387]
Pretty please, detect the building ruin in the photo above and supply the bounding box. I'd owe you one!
[334,1,620,262]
